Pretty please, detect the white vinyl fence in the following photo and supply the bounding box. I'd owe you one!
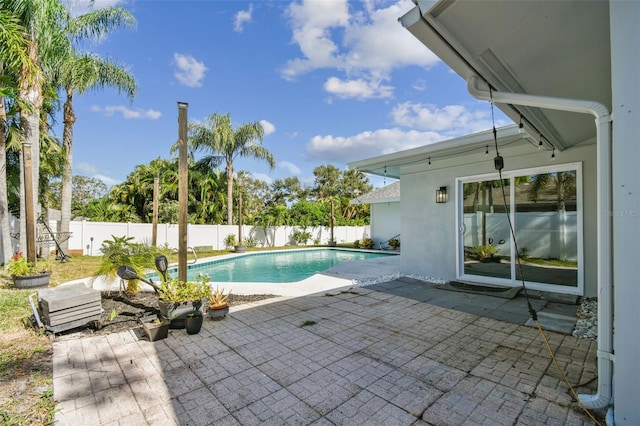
[463,211,578,261]
[65,221,371,256]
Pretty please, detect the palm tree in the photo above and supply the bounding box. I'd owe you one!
[527,171,576,211]
[186,112,275,224]
[2,0,70,261]
[0,4,38,264]
[57,7,136,255]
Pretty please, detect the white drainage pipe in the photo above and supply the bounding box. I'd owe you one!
[467,75,613,410]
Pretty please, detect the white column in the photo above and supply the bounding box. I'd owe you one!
[611,1,640,424]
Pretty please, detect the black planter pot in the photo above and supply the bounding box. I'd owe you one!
[185,312,204,335]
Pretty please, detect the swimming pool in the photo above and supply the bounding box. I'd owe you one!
[154,249,396,283]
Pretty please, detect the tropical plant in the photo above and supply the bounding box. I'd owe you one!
[473,245,498,260]
[57,6,137,255]
[6,251,52,276]
[360,238,375,249]
[224,234,236,249]
[388,238,400,249]
[208,285,231,309]
[93,235,156,293]
[183,112,275,224]
[527,171,576,211]
[292,229,311,245]
[6,0,72,261]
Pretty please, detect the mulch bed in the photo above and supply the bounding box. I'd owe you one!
[55,291,278,338]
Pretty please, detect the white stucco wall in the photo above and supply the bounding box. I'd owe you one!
[370,202,401,248]
[400,140,598,297]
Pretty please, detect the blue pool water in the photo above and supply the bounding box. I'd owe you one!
[153,249,395,283]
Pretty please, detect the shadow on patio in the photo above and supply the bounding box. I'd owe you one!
[52,279,600,425]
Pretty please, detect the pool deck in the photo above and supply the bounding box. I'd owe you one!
[53,256,600,425]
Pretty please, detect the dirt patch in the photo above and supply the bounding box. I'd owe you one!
[54,291,278,339]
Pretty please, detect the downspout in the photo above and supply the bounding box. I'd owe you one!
[468,75,613,410]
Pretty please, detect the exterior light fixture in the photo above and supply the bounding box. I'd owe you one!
[436,186,448,203]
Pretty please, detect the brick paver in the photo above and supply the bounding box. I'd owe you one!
[53,285,599,425]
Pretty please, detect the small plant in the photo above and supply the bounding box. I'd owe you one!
[473,245,498,259]
[208,284,231,309]
[360,238,375,249]
[224,234,236,249]
[518,247,529,259]
[292,229,311,245]
[243,235,257,248]
[6,252,52,276]
[388,238,400,249]
[158,275,211,303]
[353,240,360,248]
[109,309,118,321]
[94,235,156,293]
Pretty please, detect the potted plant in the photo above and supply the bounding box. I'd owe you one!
[6,251,52,289]
[185,311,204,334]
[140,314,170,341]
[157,275,210,328]
[207,284,231,320]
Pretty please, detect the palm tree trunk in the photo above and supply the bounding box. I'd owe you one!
[60,88,75,255]
[0,89,14,264]
[226,162,234,225]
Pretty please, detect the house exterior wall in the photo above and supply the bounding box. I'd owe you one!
[400,140,598,297]
[370,202,400,248]
[611,0,640,422]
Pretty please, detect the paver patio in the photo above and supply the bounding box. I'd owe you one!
[52,278,599,425]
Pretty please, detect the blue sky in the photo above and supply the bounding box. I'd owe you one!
[62,0,509,188]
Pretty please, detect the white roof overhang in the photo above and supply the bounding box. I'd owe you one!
[349,124,523,178]
[399,0,611,151]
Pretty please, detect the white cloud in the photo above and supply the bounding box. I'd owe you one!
[63,0,124,16]
[92,174,120,187]
[324,76,393,100]
[75,162,120,186]
[251,173,272,185]
[279,161,302,175]
[306,128,445,163]
[391,102,506,135]
[173,53,207,87]
[282,0,349,79]
[234,4,253,33]
[90,105,161,120]
[305,100,511,164]
[260,120,276,135]
[281,0,440,99]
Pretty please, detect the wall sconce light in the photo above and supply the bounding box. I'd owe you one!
[436,186,448,204]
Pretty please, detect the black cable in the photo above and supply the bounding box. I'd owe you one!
[489,91,537,321]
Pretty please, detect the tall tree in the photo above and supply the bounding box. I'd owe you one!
[186,112,275,224]
[57,6,136,255]
[0,3,38,263]
[3,0,70,261]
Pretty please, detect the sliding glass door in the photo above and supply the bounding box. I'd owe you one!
[458,164,581,292]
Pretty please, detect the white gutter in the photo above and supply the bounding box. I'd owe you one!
[468,75,613,410]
